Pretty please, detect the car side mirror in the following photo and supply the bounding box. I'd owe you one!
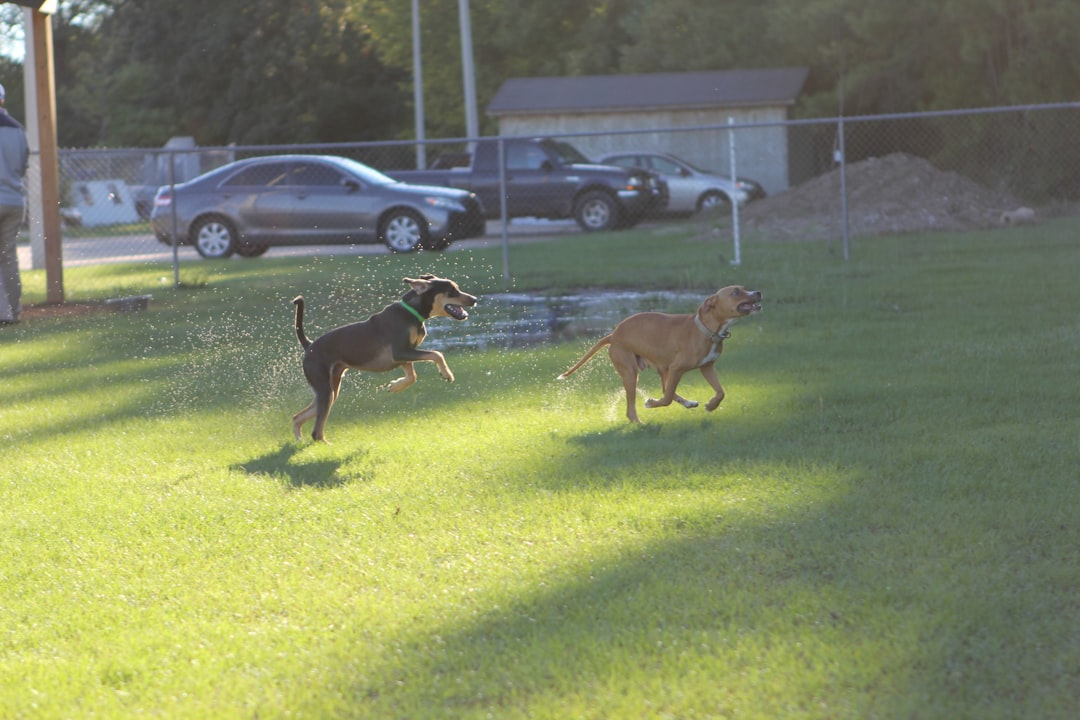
[540,159,555,172]
[342,178,360,192]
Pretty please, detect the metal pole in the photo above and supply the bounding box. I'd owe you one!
[411,0,426,169]
[837,50,850,260]
[458,0,479,144]
[728,117,740,266]
[168,153,180,289]
[497,136,510,284]
[838,116,849,261]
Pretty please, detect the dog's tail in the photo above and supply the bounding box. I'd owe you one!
[292,296,311,349]
[557,335,613,380]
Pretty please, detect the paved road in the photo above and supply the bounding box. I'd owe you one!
[16,219,582,270]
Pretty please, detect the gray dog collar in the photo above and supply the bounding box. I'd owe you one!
[694,313,730,343]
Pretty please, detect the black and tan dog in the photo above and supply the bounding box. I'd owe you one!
[559,285,762,423]
[292,275,477,441]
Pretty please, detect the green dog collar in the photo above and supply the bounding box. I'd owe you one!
[399,300,426,323]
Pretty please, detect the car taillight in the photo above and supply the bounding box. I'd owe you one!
[154,190,172,207]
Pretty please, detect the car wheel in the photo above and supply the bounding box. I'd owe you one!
[380,209,427,253]
[236,241,269,258]
[191,216,237,259]
[574,190,620,232]
[697,191,731,212]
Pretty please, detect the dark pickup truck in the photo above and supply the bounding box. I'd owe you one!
[388,137,667,232]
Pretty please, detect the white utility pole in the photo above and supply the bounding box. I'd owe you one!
[411,0,426,169]
[458,0,479,142]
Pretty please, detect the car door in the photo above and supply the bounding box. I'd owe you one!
[504,143,563,217]
[219,161,294,241]
[644,155,696,212]
[287,159,380,243]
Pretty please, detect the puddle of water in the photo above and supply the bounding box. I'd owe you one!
[425,290,703,350]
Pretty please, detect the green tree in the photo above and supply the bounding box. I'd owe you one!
[360,0,635,139]
[616,0,773,74]
[7,0,1080,154]
[94,0,407,146]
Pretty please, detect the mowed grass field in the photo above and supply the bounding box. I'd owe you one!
[2,220,1078,719]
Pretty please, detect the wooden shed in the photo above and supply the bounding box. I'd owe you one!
[487,68,808,194]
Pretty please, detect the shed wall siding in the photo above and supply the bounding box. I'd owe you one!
[497,105,793,194]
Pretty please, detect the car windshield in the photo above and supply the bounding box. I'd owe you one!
[543,140,591,165]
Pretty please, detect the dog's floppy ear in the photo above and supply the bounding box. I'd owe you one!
[701,295,718,312]
[404,276,433,294]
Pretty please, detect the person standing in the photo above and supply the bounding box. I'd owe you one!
[0,82,29,324]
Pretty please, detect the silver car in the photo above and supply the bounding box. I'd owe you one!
[150,154,486,258]
[599,151,765,214]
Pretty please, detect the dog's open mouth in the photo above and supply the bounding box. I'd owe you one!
[738,301,763,314]
[444,303,469,320]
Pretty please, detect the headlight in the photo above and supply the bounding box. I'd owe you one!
[424,196,463,211]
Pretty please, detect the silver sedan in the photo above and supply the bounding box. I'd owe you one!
[599,151,765,214]
[150,154,486,258]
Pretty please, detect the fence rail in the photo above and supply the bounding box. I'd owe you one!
[18,102,1080,292]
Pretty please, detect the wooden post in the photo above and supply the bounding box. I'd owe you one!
[24,7,63,303]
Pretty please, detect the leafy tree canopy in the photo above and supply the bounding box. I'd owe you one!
[2,0,1078,147]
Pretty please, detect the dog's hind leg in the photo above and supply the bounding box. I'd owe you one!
[310,387,335,442]
[608,346,642,423]
[645,368,689,410]
[387,362,417,392]
[330,363,347,404]
[651,369,699,409]
[306,369,337,442]
[293,399,317,440]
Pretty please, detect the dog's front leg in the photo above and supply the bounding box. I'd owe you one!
[395,348,454,382]
[429,352,455,382]
[652,368,699,409]
[699,364,725,412]
[388,363,417,392]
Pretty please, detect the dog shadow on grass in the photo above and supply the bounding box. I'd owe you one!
[233,442,363,489]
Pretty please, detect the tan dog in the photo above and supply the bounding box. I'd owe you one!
[292,275,477,441]
[558,286,762,422]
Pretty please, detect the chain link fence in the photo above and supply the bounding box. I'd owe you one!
[19,102,1080,296]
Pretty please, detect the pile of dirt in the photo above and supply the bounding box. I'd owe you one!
[733,153,1022,242]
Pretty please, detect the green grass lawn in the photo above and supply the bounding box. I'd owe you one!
[2,220,1078,718]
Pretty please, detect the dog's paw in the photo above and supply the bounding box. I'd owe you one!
[705,398,723,412]
[441,371,455,383]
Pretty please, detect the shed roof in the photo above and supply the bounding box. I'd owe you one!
[487,67,809,116]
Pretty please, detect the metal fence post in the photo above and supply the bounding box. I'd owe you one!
[838,115,850,261]
[728,117,741,266]
[168,151,180,288]
[497,136,510,284]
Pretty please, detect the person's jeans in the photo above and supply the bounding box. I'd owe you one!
[0,203,25,322]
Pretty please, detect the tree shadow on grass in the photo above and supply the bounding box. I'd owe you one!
[317,439,1078,719]
[233,441,361,489]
